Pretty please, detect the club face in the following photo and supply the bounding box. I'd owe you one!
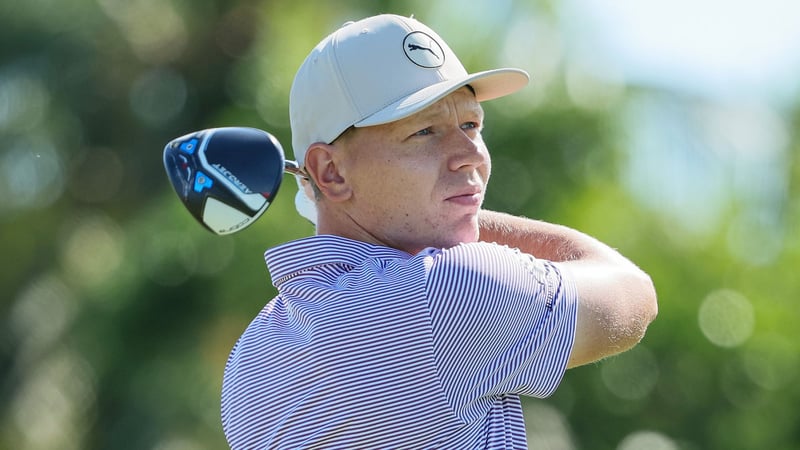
[163,127,286,235]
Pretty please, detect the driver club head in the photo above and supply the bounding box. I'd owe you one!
[163,127,290,235]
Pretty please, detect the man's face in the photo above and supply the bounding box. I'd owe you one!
[337,87,490,254]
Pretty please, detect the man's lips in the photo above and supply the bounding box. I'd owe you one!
[445,188,483,206]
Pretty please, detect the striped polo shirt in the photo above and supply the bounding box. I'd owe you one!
[221,234,577,449]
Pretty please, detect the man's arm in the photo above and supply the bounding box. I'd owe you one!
[478,210,658,368]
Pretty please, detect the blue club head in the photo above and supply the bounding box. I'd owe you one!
[163,127,289,235]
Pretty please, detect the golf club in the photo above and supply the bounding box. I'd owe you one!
[163,127,302,235]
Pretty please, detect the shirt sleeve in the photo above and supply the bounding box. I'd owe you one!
[423,241,578,422]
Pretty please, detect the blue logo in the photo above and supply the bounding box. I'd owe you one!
[180,138,199,154]
[193,171,213,193]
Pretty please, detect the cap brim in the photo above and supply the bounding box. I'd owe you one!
[355,68,529,128]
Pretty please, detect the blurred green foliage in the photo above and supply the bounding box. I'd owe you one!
[1,1,799,449]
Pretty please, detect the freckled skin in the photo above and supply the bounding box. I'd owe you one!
[321,88,490,255]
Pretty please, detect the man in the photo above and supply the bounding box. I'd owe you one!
[221,14,657,449]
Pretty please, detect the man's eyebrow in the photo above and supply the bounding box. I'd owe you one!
[408,99,484,124]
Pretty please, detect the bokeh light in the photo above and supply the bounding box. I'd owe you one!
[10,274,75,365]
[0,135,64,217]
[97,0,188,64]
[565,59,625,111]
[740,333,798,391]
[523,401,576,449]
[7,274,95,449]
[726,208,785,267]
[698,289,755,348]
[59,213,125,289]
[0,68,49,132]
[600,345,660,400]
[129,68,187,127]
[617,430,678,450]
[499,14,563,114]
[9,347,96,450]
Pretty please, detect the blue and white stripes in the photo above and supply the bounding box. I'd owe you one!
[221,235,577,449]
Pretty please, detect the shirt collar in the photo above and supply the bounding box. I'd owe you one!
[264,235,413,286]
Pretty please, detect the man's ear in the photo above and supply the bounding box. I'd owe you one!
[304,142,351,202]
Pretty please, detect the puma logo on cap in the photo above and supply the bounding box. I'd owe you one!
[403,31,445,68]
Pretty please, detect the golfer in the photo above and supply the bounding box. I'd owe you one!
[221,14,657,449]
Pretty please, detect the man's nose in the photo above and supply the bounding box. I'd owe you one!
[447,130,488,172]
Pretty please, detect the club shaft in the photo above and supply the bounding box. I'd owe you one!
[284,160,307,179]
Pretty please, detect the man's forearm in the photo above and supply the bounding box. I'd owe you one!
[478,210,658,367]
[478,210,626,264]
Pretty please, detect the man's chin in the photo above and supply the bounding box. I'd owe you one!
[447,225,481,247]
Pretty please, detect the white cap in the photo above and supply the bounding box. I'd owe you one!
[289,14,530,168]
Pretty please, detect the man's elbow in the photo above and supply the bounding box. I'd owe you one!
[618,270,658,351]
[637,271,658,333]
[599,270,658,359]
[567,266,658,368]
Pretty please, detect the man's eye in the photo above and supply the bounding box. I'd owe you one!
[461,122,479,130]
[414,128,432,136]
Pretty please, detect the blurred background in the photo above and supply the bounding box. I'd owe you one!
[2,0,799,448]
